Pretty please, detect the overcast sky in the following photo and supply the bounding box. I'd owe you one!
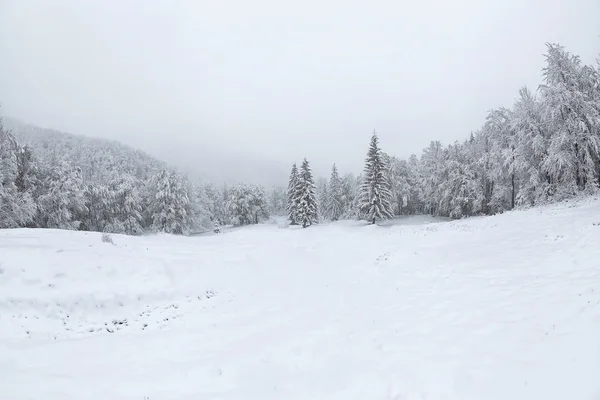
[1,0,599,185]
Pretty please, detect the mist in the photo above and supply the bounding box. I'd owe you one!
[1,0,599,185]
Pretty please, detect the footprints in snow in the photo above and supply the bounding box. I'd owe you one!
[4,290,217,339]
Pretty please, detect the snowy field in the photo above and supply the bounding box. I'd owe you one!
[1,199,600,400]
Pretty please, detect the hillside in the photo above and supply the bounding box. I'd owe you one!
[1,197,599,399]
[3,117,165,183]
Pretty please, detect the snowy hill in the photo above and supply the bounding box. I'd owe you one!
[3,117,165,183]
[1,198,600,399]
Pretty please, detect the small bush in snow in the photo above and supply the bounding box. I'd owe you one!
[101,233,114,244]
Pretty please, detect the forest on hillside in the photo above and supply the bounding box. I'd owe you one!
[1,43,599,234]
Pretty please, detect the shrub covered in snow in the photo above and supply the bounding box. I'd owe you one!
[101,233,114,244]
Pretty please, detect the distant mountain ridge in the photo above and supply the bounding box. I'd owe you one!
[3,117,166,183]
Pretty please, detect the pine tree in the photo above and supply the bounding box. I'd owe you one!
[0,119,36,228]
[105,175,144,235]
[358,131,394,224]
[316,178,328,220]
[340,173,358,219]
[81,182,113,232]
[327,164,343,221]
[286,163,299,225]
[294,158,318,228]
[149,169,193,235]
[36,162,86,230]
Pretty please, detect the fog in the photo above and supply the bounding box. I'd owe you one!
[1,0,599,185]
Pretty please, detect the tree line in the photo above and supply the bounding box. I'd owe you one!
[0,119,278,234]
[289,43,600,225]
[2,42,599,232]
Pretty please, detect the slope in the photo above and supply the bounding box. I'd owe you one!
[1,198,600,400]
[3,117,165,183]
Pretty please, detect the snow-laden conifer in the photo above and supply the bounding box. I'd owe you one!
[326,164,343,221]
[294,158,318,228]
[358,132,394,224]
[286,163,299,225]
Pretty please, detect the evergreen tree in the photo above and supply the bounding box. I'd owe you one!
[286,163,299,225]
[0,119,36,228]
[81,182,113,232]
[105,175,144,235]
[294,158,318,228]
[340,172,358,219]
[316,178,329,220]
[188,181,213,232]
[327,163,343,221]
[358,131,394,224]
[36,162,86,230]
[149,169,193,235]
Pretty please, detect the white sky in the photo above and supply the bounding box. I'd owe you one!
[1,0,599,185]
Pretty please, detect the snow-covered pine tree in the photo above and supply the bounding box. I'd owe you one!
[340,172,358,219]
[406,154,424,214]
[36,161,86,230]
[286,163,299,225]
[149,169,193,235]
[0,119,36,228]
[327,164,343,221]
[186,181,213,232]
[107,175,145,235]
[358,131,394,224]
[316,178,329,220]
[81,182,113,232]
[294,158,318,228]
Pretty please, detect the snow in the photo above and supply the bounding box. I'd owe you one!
[2,199,600,400]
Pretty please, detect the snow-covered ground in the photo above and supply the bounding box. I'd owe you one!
[1,199,600,400]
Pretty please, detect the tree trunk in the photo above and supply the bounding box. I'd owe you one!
[511,172,515,209]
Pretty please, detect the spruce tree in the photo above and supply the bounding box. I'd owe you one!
[358,131,394,224]
[294,158,318,228]
[327,163,343,221]
[316,178,329,220]
[286,163,299,224]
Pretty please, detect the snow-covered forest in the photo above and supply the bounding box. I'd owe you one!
[289,43,600,224]
[2,43,599,233]
[0,118,276,234]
